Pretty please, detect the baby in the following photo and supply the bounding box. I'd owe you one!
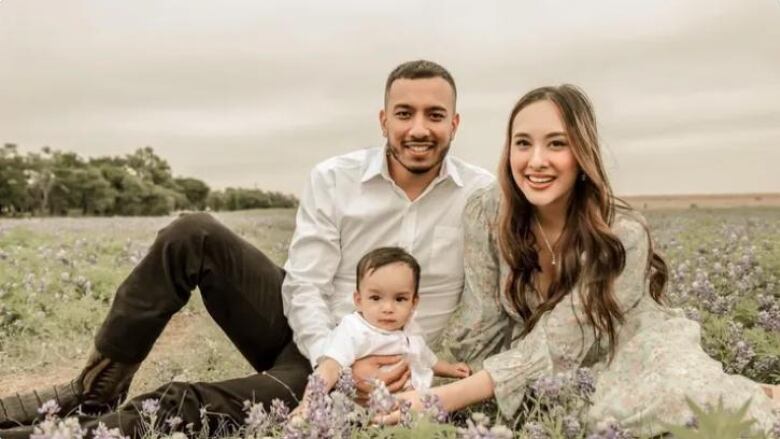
[298,246,470,409]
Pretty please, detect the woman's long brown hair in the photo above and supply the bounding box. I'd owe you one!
[497,85,668,359]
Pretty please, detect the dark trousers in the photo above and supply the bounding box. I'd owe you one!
[17,213,311,437]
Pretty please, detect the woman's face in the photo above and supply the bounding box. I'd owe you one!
[509,99,579,214]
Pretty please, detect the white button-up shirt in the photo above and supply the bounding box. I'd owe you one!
[281,147,494,366]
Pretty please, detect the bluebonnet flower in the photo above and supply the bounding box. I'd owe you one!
[243,401,269,435]
[367,379,396,416]
[30,416,86,439]
[587,418,632,439]
[523,420,549,439]
[141,398,160,418]
[334,367,357,399]
[164,416,182,430]
[398,399,414,428]
[268,398,289,424]
[302,374,332,437]
[329,391,356,437]
[769,419,780,439]
[91,422,128,439]
[758,307,780,332]
[562,414,582,439]
[457,412,513,439]
[421,393,448,423]
[530,374,565,402]
[574,368,596,400]
[37,399,60,418]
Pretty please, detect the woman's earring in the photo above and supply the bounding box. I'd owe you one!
[580,173,587,182]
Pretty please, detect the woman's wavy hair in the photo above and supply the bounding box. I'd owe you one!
[497,84,668,359]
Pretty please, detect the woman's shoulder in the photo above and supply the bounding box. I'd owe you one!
[465,181,501,222]
[612,207,650,250]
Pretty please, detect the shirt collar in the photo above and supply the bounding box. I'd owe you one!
[361,146,464,188]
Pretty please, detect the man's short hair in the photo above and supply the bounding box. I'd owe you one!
[384,60,457,107]
[356,246,421,294]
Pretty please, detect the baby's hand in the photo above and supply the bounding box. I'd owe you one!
[451,362,471,378]
[290,400,309,419]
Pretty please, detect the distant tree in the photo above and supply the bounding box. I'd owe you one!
[0,144,31,214]
[125,146,173,186]
[1,143,297,216]
[173,177,210,210]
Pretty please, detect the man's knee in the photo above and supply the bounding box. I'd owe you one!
[157,212,227,244]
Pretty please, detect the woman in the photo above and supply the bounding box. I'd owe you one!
[389,85,778,436]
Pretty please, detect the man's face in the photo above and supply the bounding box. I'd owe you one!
[380,77,459,180]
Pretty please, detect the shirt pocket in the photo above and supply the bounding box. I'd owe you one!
[429,226,464,277]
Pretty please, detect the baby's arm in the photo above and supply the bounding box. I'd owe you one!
[433,359,471,379]
[292,357,343,417]
[313,357,343,390]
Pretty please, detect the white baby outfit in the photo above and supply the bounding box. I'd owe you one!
[317,312,438,391]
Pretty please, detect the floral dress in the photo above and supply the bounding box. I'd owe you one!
[438,183,778,436]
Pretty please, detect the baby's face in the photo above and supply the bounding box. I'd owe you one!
[354,262,418,331]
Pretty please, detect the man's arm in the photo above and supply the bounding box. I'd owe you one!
[281,166,341,366]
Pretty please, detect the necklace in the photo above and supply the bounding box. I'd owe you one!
[534,214,558,267]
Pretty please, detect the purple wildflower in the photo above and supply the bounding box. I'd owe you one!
[530,374,565,402]
[421,393,448,423]
[37,399,61,418]
[334,367,357,399]
[268,398,289,423]
[367,379,396,416]
[164,416,182,430]
[30,416,87,439]
[562,414,582,439]
[523,421,550,439]
[769,420,780,439]
[140,398,160,418]
[458,418,491,438]
[302,374,332,437]
[91,422,128,439]
[574,368,596,400]
[243,401,269,434]
[398,399,414,428]
[587,418,633,439]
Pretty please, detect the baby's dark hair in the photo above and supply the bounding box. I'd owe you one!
[356,246,421,295]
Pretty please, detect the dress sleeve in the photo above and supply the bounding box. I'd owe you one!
[438,185,511,370]
[483,214,651,418]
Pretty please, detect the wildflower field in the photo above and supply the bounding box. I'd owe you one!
[0,207,778,438]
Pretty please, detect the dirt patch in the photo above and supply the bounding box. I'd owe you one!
[0,312,201,397]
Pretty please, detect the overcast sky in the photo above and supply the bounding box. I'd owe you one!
[1,0,778,196]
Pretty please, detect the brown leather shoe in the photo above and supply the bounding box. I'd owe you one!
[0,349,140,428]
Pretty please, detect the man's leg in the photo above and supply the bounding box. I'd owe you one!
[0,342,311,439]
[0,213,295,427]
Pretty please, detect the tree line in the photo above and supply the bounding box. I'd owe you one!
[0,143,298,216]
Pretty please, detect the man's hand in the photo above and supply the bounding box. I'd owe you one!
[351,355,410,404]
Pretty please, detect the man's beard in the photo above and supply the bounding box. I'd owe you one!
[385,141,451,175]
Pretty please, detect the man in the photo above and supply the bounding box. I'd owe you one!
[0,59,493,437]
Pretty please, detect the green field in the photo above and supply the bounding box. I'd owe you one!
[0,207,778,437]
